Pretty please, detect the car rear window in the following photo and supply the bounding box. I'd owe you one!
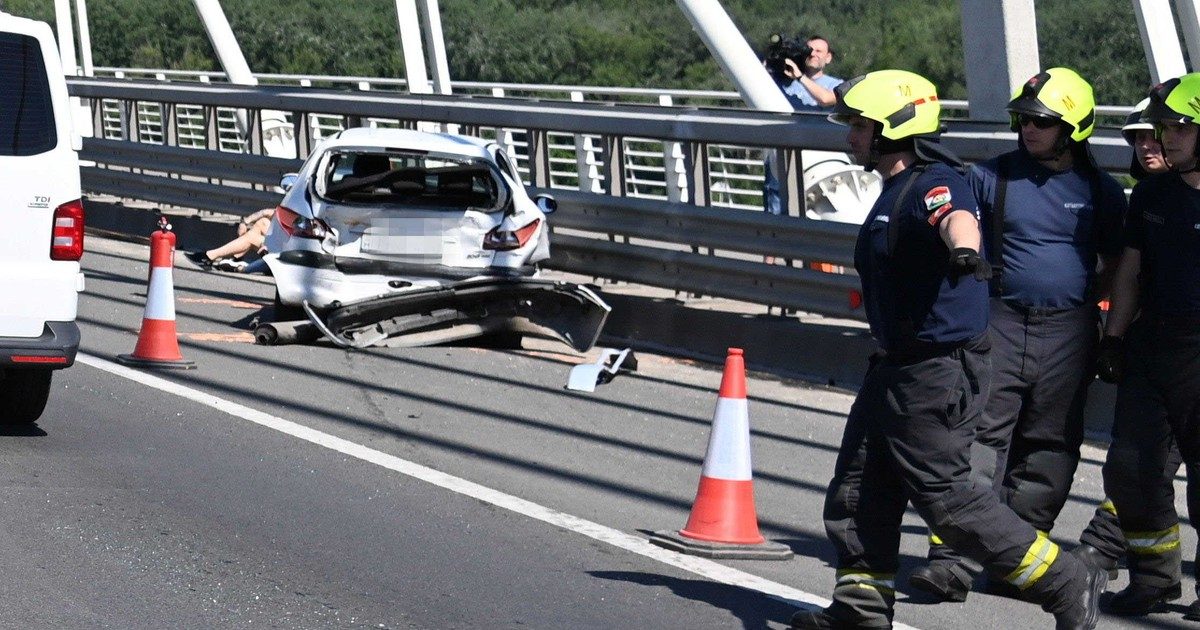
[321,151,501,210]
[0,32,57,156]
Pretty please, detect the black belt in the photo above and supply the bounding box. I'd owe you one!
[1000,299,1086,318]
[882,333,988,365]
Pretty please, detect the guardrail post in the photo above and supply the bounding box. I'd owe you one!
[527,129,551,188]
[571,91,603,193]
[784,148,803,217]
[123,100,140,142]
[163,102,177,147]
[684,142,710,207]
[205,106,219,150]
[294,112,313,159]
[91,97,104,138]
[659,95,687,203]
[602,135,626,197]
[246,109,263,155]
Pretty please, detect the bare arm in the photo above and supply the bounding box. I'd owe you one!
[938,210,981,251]
[1103,247,1141,338]
[784,60,837,107]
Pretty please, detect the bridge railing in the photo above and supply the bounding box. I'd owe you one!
[67,77,1133,321]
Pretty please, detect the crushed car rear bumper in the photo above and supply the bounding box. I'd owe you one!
[301,278,610,352]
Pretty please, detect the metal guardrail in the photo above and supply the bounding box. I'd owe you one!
[68,78,1136,320]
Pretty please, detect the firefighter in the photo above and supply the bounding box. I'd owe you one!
[1095,74,1200,620]
[908,67,1127,602]
[1073,97,1180,587]
[789,69,1105,630]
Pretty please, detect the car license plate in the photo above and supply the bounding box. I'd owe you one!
[360,218,457,256]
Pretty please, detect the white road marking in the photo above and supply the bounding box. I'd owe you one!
[78,352,923,630]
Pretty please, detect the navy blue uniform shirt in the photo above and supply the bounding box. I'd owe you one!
[1125,173,1200,316]
[970,150,1126,308]
[854,161,990,351]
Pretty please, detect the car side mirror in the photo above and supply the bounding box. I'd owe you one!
[534,194,557,214]
[279,173,299,192]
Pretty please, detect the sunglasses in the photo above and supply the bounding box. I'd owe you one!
[1017,114,1059,130]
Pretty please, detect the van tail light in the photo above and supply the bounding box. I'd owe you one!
[50,199,85,261]
[483,219,541,251]
[275,205,331,240]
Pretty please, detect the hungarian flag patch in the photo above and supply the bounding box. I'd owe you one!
[924,186,954,225]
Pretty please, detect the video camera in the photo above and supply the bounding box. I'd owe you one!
[764,34,812,82]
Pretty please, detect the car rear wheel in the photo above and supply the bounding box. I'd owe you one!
[0,368,52,425]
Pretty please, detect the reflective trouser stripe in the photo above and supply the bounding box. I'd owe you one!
[1125,524,1181,555]
[836,570,896,596]
[929,533,944,545]
[1005,531,1060,590]
[1099,499,1117,516]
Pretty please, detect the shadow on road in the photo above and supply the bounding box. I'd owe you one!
[588,569,797,630]
[0,423,48,437]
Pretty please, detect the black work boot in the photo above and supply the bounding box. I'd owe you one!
[789,607,891,630]
[1102,582,1182,616]
[908,562,971,602]
[1053,564,1107,630]
[1072,543,1119,580]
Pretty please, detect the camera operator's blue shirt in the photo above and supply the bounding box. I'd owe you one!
[782,74,842,110]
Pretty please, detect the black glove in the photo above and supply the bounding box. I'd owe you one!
[1095,335,1125,384]
[948,247,993,281]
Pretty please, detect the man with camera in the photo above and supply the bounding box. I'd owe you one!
[762,35,843,216]
[767,35,841,109]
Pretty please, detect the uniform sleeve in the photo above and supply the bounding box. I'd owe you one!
[1123,183,1147,251]
[1095,175,1128,257]
[912,168,977,229]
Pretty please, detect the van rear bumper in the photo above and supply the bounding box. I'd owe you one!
[0,321,80,369]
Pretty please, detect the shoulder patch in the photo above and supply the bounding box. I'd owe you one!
[923,186,954,225]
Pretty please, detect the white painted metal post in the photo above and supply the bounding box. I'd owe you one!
[1132,0,1187,83]
[959,0,1040,122]
[416,0,451,95]
[75,0,93,75]
[1172,0,1200,74]
[571,91,603,193]
[672,0,792,113]
[395,0,432,94]
[193,0,256,85]
[53,0,79,76]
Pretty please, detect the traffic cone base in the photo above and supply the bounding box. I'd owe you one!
[116,353,195,370]
[648,348,792,561]
[648,529,793,560]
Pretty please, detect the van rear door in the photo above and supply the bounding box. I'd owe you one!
[0,18,84,338]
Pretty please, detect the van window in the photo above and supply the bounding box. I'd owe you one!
[0,32,57,156]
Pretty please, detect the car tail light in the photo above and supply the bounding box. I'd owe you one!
[275,205,331,240]
[50,199,85,261]
[483,219,541,251]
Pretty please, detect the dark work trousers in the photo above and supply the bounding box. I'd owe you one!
[929,300,1098,571]
[823,335,1087,625]
[1078,440,1182,567]
[1103,316,1200,589]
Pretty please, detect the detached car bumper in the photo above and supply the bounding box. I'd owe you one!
[302,277,611,353]
[0,321,80,369]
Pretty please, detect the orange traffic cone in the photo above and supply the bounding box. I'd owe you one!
[649,348,791,560]
[117,221,195,369]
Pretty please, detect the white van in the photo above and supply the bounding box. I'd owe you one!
[0,11,84,423]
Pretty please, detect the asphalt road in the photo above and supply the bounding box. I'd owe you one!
[4,235,1193,629]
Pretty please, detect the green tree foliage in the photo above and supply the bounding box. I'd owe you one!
[0,0,1159,104]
